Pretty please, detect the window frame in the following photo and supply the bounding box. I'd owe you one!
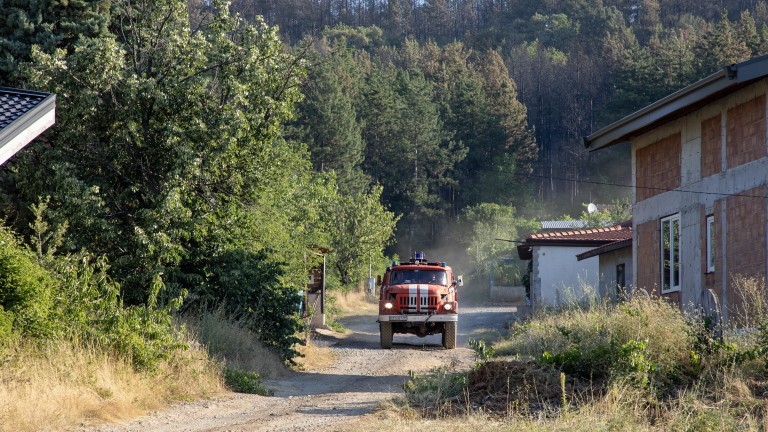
[706,215,715,273]
[660,214,681,294]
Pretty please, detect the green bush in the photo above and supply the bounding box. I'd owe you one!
[53,255,186,370]
[0,227,56,340]
[224,368,270,395]
[193,249,304,364]
[0,223,185,370]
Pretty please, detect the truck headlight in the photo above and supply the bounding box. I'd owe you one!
[444,303,452,311]
[384,302,393,309]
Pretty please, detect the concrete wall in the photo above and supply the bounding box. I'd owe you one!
[532,245,600,307]
[597,247,633,301]
[631,78,768,318]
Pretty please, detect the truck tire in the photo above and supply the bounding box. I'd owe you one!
[380,322,393,349]
[443,322,457,349]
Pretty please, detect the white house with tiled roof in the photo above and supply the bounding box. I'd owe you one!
[517,223,633,307]
[0,87,55,165]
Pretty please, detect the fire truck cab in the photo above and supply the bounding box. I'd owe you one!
[377,252,462,349]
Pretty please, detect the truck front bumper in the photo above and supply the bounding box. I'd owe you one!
[378,314,458,323]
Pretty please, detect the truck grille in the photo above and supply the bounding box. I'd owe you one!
[399,294,438,313]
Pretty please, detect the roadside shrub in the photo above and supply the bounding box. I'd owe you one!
[498,296,695,389]
[0,226,56,340]
[194,249,304,363]
[53,254,186,370]
[183,306,285,378]
[223,368,270,395]
[468,338,496,362]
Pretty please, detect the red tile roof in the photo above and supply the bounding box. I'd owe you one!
[517,222,633,260]
[527,223,632,242]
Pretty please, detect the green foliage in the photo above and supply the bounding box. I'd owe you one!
[0,226,55,339]
[223,368,270,395]
[403,367,468,408]
[4,0,337,364]
[53,254,186,371]
[0,0,110,85]
[196,249,304,363]
[0,305,15,349]
[17,0,308,305]
[324,185,398,288]
[565,199,632,228]
[468,337,496,362]
[292,41,369,196]
[541,338,658,387]
[0,212,185,370]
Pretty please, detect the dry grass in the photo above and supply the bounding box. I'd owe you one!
[183,307,288,379]
[732,275,768,328]
[294,337,337,371]
[342,409,656,432]
[0,337,223,432]
[333,289,378,316]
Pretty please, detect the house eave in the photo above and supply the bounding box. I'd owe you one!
[584,54,768,152]
[576,238,633,261]
[0,88,56,164]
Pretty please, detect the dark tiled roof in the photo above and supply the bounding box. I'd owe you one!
[0,87,55,165]
[0,89,49,131]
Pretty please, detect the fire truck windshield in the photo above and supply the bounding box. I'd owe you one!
[390,270,447,286]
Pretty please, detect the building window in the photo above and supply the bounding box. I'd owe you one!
[706,215,715,273]
[661,214,681,293]
[616,263,626,299]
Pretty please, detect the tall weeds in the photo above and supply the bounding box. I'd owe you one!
[498,295,694,388]
[397,278,768,431]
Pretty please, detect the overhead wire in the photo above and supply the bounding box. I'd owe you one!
[510,171,768,200]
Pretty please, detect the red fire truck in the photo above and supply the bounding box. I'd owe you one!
[377,252,462,349]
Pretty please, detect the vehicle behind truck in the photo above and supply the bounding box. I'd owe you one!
[377,252,462,349]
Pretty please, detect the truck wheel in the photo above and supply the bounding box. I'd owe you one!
[380,322,393,349]
[443,322,457,349]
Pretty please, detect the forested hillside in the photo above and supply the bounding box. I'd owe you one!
[225,0,768,245]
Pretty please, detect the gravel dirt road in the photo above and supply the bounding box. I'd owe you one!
[81,305,520,432]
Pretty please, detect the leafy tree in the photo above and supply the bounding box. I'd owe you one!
[16,0,307,302]
[323,184,398,287]
[197,249,303,362]
[693,11,751,77]
[0,0,337,363]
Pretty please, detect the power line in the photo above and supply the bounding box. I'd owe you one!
[514,172,768,200]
